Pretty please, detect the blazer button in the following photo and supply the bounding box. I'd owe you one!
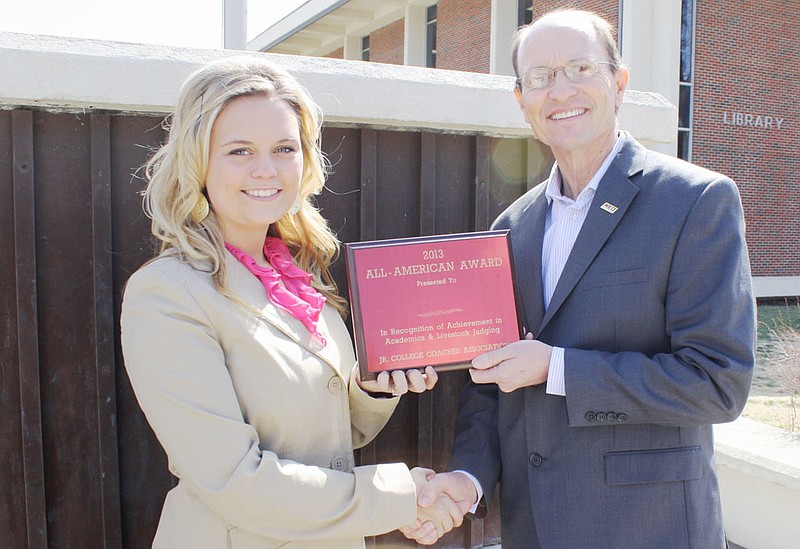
[331,455,349,471]
[596,412,607,422]
[327,376,343,394]
[607,412,618,421]
[528,453,543,467]
[585,412,596,422]
[617,413,628,422]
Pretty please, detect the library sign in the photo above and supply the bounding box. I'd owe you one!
[722,111,785,130]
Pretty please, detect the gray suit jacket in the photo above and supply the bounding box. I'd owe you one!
[450,135,755,549]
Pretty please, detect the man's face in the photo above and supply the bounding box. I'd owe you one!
[514,21,628,159]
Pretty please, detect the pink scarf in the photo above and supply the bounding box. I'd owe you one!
[226,237,327,346]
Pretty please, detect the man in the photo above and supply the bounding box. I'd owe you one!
[405,9,755,549]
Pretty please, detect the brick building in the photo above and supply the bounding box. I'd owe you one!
[250,0,799,297]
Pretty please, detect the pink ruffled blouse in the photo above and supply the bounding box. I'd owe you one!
[226,237,327,346]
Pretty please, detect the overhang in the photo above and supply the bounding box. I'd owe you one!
[248,0,435,56]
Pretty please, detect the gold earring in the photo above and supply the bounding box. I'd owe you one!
[191,193,210,223]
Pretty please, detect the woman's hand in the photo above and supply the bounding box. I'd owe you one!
[356,366,438,396]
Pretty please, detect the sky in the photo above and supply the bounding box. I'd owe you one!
[0,0,306,49]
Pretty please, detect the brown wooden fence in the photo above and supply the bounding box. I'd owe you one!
[0,107,552,548]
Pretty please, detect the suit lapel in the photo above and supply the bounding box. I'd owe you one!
[513,188,548,335]
[225,254,341,372]
[538,138,645,332]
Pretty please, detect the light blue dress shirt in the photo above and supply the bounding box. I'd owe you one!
[544,133,626,396]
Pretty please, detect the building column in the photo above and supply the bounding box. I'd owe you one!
[404,3,427,67]
[621,0,681,153]
[490,0,518,76]
[223,0,247,50]
[343,34,363,60]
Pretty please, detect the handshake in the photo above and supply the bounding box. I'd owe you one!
[402,468,479,545]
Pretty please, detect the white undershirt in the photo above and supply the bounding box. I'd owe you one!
[544,133,625,396]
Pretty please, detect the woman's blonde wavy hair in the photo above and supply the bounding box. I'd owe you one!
[143,55,346,314]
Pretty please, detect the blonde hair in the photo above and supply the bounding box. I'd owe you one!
[143,55,346,314]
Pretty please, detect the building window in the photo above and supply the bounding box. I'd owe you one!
[426,5,437,68]
[518,0,533,26]
[678,0,695,161]
[361,35,370,61]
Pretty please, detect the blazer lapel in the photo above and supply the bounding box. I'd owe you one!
[225,254,341,371]
[538,139,645,332]
[512,188,548,335]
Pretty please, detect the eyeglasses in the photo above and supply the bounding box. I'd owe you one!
[517,59,616,90]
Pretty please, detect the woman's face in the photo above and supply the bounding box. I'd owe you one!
[205,94,304,248]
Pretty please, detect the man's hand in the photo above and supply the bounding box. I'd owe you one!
[418,471,478,514]
[400,470,476,544]
[356,366,438,395]
[470,335,551,392]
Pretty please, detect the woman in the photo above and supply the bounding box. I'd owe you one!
[121,56,457,548]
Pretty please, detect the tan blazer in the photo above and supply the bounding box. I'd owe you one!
[121,251,417,548]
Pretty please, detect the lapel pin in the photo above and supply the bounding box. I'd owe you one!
[600,202,618,214]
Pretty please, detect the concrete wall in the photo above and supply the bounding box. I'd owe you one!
[0,31,675,143]
[715,418,800,549]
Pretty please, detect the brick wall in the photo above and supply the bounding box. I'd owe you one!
[532,0,619,30]
[324,47,343,59]
[370,18,405,65]
[362,1,619,73]
[436,0,491,73]
[692,0,799,276]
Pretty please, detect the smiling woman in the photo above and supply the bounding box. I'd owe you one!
[118,56,452,549]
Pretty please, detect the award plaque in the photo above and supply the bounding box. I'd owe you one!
[345,230,522,380]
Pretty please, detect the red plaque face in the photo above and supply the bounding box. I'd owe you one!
[345,230,521,380]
